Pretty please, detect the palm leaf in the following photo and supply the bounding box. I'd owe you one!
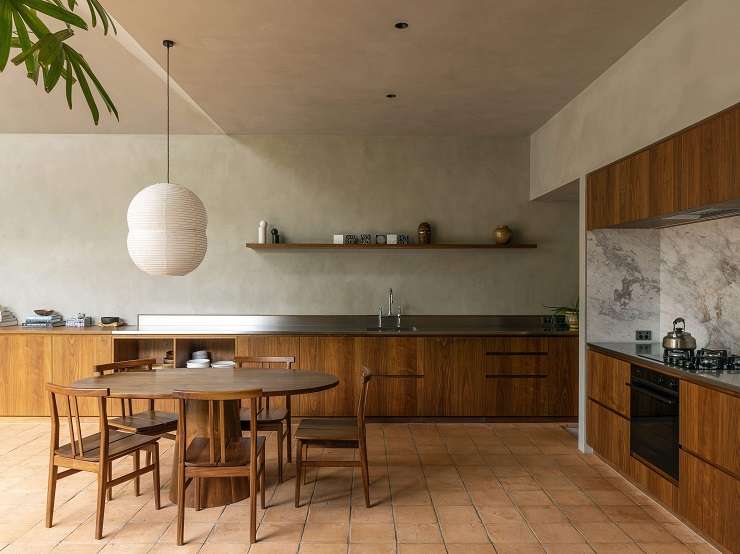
[11,9,37,78]
[68,53,98,123]
[19,0,87,29]
[11,28,71,65]
[64,58,73,108]
[66,46,117,119]
[85,0,114,34]
[13,1,52,37]
[43,47,63,91]
[0,0,12,71]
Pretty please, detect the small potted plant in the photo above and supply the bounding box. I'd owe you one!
[547,300,579,330]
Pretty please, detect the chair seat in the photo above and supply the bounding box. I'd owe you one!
[56,430,157,462]
[185,436,266,467]
[295,418,358,442]
[108,410,178,435]
[239,406,287,426]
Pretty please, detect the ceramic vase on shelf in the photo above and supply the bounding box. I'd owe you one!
[417,222,432,245]
[494,225,512,245]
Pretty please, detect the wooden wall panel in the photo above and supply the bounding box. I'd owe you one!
[586,399,629,473]
[679,450,740,554]
[680,381,740,477]
[587,350,630,417]
[0,334,52,416]
[52,335,112,415]
[355,337,419,417]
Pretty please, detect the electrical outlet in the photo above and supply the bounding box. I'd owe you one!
[635,330,652,341]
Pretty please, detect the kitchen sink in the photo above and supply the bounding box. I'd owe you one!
[365,326,418,332]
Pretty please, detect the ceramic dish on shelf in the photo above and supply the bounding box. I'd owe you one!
[191,350,210,359]
[211,360,236,369]
[186,359,210,368]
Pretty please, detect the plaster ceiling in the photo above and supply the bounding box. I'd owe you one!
[2,0,685,135]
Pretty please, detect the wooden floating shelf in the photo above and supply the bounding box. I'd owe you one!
[245,242,537,250]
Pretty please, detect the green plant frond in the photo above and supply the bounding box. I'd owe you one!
[43,47,63,91]
[65,45,117,119]
[64,58,73,108]
[13,2,52,37]
[0,0,12,71]
[68,52,98,123]
[11,10,37,77]
[19,0,87,29]
[11,28,70,65]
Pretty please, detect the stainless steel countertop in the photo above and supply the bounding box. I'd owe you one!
[113,315,577,337]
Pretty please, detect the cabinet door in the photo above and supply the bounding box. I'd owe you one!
[587,350,630,417]
[52,335,112,415]
[355,337,419,417]
[0,334,52,415]
[419,337,485,416]
[586,165,619,230]
[678,107,739,209]
[680,381,740,476]
[586,399,629,473]
[615,150,651,223]
[649,137,680,216]
[236,335,300,413]
[298,337,356,416]
[679,450,740,554]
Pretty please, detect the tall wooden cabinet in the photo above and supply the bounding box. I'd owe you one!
[0,334,52,415]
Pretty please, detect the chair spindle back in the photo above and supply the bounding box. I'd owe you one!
[46,383,109,458]
[94,358,157,415]
[234,356,294,412]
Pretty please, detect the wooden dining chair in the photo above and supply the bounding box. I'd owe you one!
[173,388,267,545]
[294,367,373,508]
[94,358,177,499]
[234,355,295,482]
[46,383,161,540]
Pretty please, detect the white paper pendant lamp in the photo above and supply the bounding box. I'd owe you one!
[126,39,208,276]
[127,183,207,276]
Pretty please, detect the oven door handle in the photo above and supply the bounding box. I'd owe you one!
[630,383,678,405]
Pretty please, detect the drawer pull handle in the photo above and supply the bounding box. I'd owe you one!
[485,351,547,356]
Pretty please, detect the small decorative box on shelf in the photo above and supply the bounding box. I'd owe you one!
[245,242,537,251]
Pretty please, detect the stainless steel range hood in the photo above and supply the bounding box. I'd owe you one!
[615,198,740,229]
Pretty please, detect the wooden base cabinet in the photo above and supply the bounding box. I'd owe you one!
[586,399,629,473]
[679,450,740,554]
[51,335,112,415]
[0,334,52,416]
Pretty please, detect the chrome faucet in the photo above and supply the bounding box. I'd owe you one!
[387,288,394,316]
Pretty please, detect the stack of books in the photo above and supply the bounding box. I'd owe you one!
[0,308,18,327]
[23,313,63,328]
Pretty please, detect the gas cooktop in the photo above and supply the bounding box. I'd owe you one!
[641,348,740,373]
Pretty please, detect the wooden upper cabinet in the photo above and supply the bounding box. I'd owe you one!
[587,350,630,417]
[0,334,52,416]
[615,149,651,223]
[586,165,618,230]
[587,103,740,229]
[677,107,739,209]
[419,337,485,416]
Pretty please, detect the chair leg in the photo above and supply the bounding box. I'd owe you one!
[294,439,302,508]
[359,445,371,508]
[176,467,186,546]
[260,447,266,509]
[194,477,201,511]
[276,425,284,483]
[106,462,113,500]
[285,403,292,463]
[45,464,58,528]
[95,461,108,540]
[133,451,140,496]
[250,453,257,544]
[152,443,161,510]
[303,444,310,485]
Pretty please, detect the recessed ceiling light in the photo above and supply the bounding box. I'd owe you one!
[386,93,397,98]
[394,22,409,29]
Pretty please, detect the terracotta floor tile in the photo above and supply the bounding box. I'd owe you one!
[492,545,545,553]
[440,520,489,543]
[587,491,634,507]
[248,543,300,554]
[200,544,250,554]
[393,505,437,524]
[301,522,348,543]
[395,522,442,543]
[209,522,256,544]
[529,522,586,544]
[617,522,678,543]
[520,506,567,523]
[541,544,594,553]
[548,490,593,507]
[509,490,553,507]
[637,544,693,553]
[589,544,643,553]
[350,522,396,544]
[560,505,609,523]
[477,506,524,525]
[397,545,446,554]
[436,505,480,524]
[298,544,348,554]
[348,544,397,554]
[445,545,496,554]
[484,522,539,544]
[575,522,632,543]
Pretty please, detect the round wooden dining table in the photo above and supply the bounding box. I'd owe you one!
[73,368,338,507]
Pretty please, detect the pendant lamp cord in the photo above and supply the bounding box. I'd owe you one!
[163,39,174,183]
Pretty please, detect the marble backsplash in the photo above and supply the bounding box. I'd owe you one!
[588,215,740,349]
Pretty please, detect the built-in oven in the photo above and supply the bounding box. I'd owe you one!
[629,365,680,481]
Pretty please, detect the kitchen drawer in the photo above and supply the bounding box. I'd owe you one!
[484,337,550,376]
[680,381,740,477]
[679,449,740,553]
[587,350,630,417]
[587,399,629,473]
[628,455,677,510]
